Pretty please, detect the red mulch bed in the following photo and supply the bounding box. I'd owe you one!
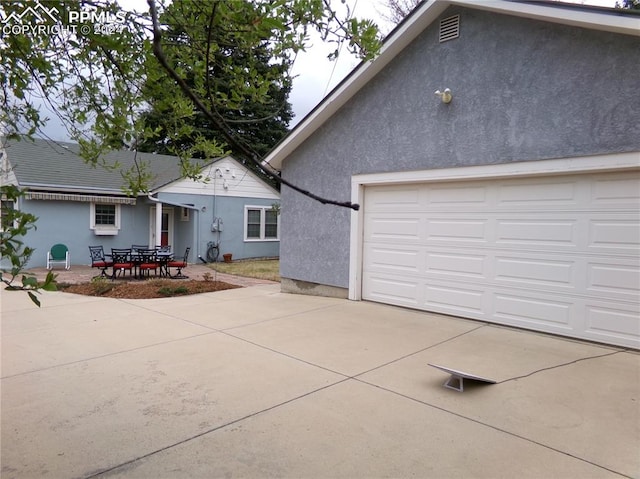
[58,278,241,299]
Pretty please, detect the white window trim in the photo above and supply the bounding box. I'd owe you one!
[244,205,279,242]
[90,202,121,235]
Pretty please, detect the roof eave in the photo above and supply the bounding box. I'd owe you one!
[264,0,640,170]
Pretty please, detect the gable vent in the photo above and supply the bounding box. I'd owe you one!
[439,15,460,43]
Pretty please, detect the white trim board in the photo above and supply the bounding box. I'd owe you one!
[348,152,640,300]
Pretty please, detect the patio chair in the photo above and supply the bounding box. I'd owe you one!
[88,245,113,278]
[111,248,134,279]
[131,244,149,253]
[46,243,70,270]
[167,247,190,279]
[137,248,159,278]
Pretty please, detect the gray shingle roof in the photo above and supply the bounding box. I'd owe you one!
[4,138,211,195]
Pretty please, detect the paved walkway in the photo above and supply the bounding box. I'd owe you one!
[1,280,638,478]
[24,264,277,288]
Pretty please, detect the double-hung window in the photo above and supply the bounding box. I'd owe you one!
[244,206,279,241]
[0,198,15,233]
[90,203,121,235]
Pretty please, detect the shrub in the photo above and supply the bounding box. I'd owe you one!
[157,286,189,296]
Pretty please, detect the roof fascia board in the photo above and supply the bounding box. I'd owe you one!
[449,0,640,37]
[265,0,639,170]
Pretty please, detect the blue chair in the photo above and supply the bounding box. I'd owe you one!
[46,243,70,270]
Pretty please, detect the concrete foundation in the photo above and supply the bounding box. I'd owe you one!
[281,277,348,299]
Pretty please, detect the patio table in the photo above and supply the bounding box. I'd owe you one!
[111,249,174,279]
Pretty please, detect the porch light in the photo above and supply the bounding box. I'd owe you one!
[434,88,452,104]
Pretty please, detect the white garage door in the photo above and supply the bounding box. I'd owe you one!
[362,171,640,348]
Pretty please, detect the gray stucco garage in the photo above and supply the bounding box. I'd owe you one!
[264,0,640,348]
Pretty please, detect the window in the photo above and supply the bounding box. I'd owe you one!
[244,206,279,241]
[90,203,121,235]
[265,210,278,238]
[247,209,261,239]
[0,199,15,233]
[95,204,116,225]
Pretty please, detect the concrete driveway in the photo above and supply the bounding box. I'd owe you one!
[1,284,638,478]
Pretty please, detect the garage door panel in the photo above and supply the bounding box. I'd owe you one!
[426,219,487,242]
[588,219,640,251]
[366,246,420,273]
[367,215,421,240]
[365,186,420,209]
[428,185,488,205]
[426,252,486,278]
[587,261,640,297]
[363,274,420,306]
[497,181,578,205]
[424,284,486,316]
[493,293,574,329]
[362,170,640,348]
[584,302,640,344]
[496,219,578,246]
[591,177,640,205]
[494,256,576,289]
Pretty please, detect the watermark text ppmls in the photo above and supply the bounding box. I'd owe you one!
[1,2,127,36]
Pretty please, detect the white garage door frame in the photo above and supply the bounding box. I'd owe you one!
[349,152,639,344]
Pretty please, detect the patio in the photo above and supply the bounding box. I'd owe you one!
[1,282,638,478]
[22,263,275,287]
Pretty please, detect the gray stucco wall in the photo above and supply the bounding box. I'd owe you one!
[281,7,640,289]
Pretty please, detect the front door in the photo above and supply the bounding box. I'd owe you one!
[149,207,174,248]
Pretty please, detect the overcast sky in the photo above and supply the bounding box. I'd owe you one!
[35,0,617,141]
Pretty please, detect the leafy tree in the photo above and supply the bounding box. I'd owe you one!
[0,184,57,306]
[136,0,294,180]
[1,0,381,207]
[616,0,640,9]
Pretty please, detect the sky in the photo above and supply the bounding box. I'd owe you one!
[287,0,392,126]
[34,0,618,141]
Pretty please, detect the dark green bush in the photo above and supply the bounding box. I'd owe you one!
[157,286,189,296]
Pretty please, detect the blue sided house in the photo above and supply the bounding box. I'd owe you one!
[1,138,280,269]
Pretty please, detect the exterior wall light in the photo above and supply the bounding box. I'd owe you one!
[434,88,452,104]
